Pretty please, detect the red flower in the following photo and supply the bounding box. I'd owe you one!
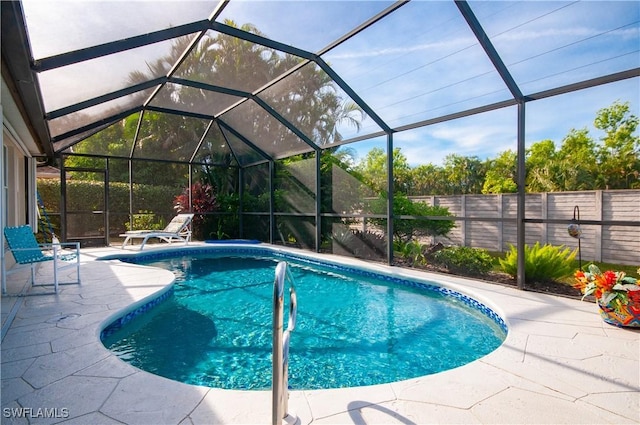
[602,270,617,290]
[593,270,617,293]
[628,290,640,304]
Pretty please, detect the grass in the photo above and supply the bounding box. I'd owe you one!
[558,260,639,284]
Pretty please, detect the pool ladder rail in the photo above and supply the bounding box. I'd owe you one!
[272,261,299,425]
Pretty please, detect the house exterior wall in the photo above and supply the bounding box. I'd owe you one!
[2,76,41,274]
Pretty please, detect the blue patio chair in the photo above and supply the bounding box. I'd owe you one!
[2,225,80,294]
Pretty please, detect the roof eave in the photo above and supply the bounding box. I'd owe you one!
[1,0,53,158]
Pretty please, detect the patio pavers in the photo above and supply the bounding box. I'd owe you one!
[1,244,638,424]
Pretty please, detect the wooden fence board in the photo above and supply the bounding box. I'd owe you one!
[410,190,639,265]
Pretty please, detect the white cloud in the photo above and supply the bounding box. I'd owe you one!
[348,77,639,168]
[493,27,639,44]
[325,37,475,61]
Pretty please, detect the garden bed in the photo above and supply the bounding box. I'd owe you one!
[392,258,585,300]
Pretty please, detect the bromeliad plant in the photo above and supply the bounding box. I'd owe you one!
[574,264,640,312]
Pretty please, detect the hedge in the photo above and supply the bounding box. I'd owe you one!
[37,179,182,235]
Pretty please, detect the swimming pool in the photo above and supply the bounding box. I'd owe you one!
[100,247,507,390]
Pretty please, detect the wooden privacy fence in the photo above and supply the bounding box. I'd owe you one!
[409,190,640,266]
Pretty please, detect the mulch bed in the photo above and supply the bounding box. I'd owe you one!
[393,259,585,300]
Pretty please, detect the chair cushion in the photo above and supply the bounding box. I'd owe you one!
[163,215,191,233]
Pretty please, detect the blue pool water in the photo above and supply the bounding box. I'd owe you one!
[101,251,506,390]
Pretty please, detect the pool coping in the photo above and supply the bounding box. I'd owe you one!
[1,242,638,424]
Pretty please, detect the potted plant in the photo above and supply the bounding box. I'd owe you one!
[574,264,640,327]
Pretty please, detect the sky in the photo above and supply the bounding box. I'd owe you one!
[345,77,639,167]
[21,0,640,167]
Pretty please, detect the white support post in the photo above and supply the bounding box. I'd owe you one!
[594,190,603,262]
[541,192,548,245]
[460,194,467,247]
[497,194,503,251]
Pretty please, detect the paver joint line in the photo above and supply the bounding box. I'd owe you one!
[1,244,638,425]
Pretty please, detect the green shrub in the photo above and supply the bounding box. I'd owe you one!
[174,182,220,240]
[38,178,182,236]
[394,240,426,266]
[216,193,240,239]
[433,246,493,275]
[126,211,165,231]
[368,193,455,243]
[499,242,577,283]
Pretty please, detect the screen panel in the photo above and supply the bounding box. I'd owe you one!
[275,157,316,214]
[134,111,209,162]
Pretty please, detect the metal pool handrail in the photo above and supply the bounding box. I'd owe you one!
[272,261,298,425]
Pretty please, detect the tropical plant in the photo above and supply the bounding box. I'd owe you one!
[573,264,640,313]
[213,193,240,239]
[410,163,447,196]
[173,182,219,239]
[440,154,486,195]
[394,240,426,266]
[525,139,561,193]
[351,229,387,259]
[556,128,598,191]
[499,242,577,283]
[331,225,356,248]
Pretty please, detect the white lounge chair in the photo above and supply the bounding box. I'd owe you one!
[120,213,194,250]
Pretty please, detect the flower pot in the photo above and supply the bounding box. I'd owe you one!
[598,300,640,327]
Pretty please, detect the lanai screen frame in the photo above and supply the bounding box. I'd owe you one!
[2,0,639,290]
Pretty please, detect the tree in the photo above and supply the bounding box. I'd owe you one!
[441,154,486,194]
[556,128,597,191]
[356,147,411,194]
[410,164,447,195]
[65,20,365,200]
[482,150,517,194]
[525,139,560,192]
[523,101,639,192]
[594,101,640,189]
[64,114,142,183]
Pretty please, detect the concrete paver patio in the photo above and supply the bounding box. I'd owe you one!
[1,243,638,424]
